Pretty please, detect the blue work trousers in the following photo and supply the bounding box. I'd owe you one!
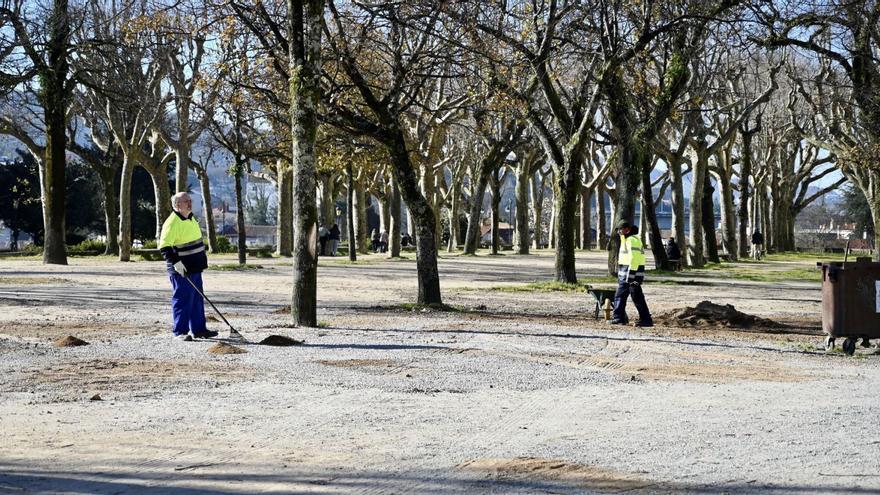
[169,271,207,336]
[612,265,652,323]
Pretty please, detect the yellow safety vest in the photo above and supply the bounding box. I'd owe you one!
[159,212,204,250]
[159,212,208,273]
[618,234,646,268]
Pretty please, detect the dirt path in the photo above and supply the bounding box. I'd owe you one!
[1,251,878,494]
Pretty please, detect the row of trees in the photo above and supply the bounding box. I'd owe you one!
[1,1,877,325]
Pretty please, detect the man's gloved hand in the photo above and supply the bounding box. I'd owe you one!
[173,261,186,277]
[628,280,640,288]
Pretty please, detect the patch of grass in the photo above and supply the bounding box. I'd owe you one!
[317,320,331,328]
[322,258,378,265]
[0,253,43,261]
[668,262,822,283]
[484,279,626,292]
[489,281,590,293]
[765,251,848,262]
[648,268,684,277]
[723,267,821,282]
[210,263,264,271]
[795,342,821,353]
[393,302,460,312]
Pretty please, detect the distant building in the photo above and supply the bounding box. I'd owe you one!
[480,220,514,246]
[224,224,276,247]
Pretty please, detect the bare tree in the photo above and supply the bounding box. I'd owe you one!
[0,0,73,264]
[321,2,457,305]
[755,1,880,258]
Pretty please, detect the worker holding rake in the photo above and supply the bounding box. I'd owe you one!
[159,192,218,342]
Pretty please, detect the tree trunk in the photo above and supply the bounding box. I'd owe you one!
[596,185,607,250]
[669,159,687,265]
[702,176,719,263]
[463,173,488,254]
[530,173,544,249]
[718,169,737,260]
[318,174,336,226]
[687,153,708,267]
[548,187,558,250]
[489,172,500,255]
[118,155,134,261]
[234,158,247,265]
[378,191,389,234]
[420,162,442,244]
[638,199,648,247]
[386,125,441,305]
[197,167,218,253]
[553,166,580,283]
[389,174,401,258]
[346,163,356,261]
[641,154,669,270]
[763,192,772,252]
[738,131,754,258]
[515,164,530,254]
[39,0,70,265]
[147,167,172,241]
[276,163,293,256]
[580,187,592,250]
[99,168,119,256]
[354,181,368,254]
[175,138,191,194]
[447,181,460,252]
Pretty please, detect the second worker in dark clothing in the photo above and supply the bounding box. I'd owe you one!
[611,221,653,327]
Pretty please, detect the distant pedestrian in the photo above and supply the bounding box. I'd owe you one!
[371,229,381,252]
[379,230,388,253]
[401,232,411,247]
[751,230,764,260]
[329,223,341,256]
[611,220,653,327]
[318,225,329,256]
[665,237,682,270]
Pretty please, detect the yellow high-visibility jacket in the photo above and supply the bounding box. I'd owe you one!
[618,234,646,268]
[158,211,208,274]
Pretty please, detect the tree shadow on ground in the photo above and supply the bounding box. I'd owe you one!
[0,464,876,495]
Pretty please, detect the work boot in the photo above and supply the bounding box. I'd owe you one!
[634,320,654,328]
[610,319,628,325]
[173,333,193,342]
[861,338,872,348]
[190,330,219,339]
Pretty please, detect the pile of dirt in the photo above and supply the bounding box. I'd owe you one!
[656,301,783,329]
[54,335,89,347]
[207,342,247,354]
[258,335,303,347]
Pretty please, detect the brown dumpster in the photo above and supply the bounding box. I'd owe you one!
[819,257,880,355]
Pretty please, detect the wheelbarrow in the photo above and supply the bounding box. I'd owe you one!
[585,286,617,319]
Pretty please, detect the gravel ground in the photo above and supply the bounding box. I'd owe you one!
[1,251,879,494]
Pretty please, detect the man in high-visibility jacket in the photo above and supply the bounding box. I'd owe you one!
[611,221,653,327]
[159,192,217,341]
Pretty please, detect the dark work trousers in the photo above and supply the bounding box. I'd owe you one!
[612,264,652,323]
[169,271,207,336]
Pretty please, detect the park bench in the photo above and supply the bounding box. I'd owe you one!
[585,286,617,319]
